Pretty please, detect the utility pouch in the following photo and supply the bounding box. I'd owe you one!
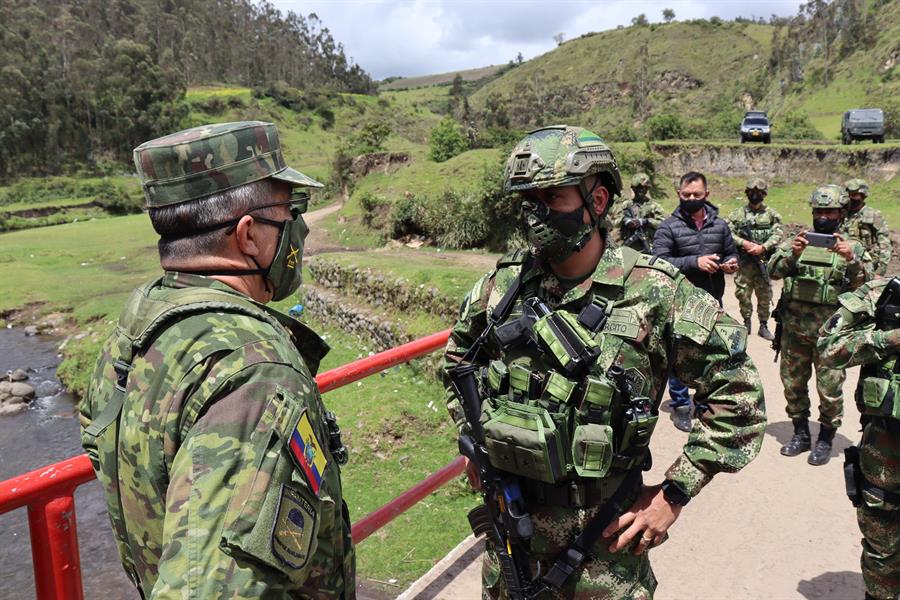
[571,424,614,479]
[485,360,510,396]
[543,370,578,405]
[618,405,657,453]
[859,376,900,418]
[784,275,829,304]
[532,311,601,378]
[843,445,862,507]
[483,400,567,484]
[578,375,616,425]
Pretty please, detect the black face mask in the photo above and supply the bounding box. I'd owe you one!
[813,217,840,234]
[849,200,864,213]
[747,193,764,205]
[680,199,705,214]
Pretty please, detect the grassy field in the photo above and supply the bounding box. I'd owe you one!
[379,64,505,91]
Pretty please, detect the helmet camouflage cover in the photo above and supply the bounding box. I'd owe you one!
[809,184,849,209]
[503,125,622,197]
[844,178,869,197]
[745,177,767,192]
[631,173,651,188]
[133,121,322,208]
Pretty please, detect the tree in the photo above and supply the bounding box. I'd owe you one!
[646,114,686,140]
[662,8,675,23]
[631,14,649,26]
[353,121,392,154]
[553,32,565,46]
[429,117,468,163]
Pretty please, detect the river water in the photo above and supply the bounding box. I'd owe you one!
[0,328,137,599]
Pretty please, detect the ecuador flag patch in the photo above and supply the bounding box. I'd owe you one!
[289,411,328,496]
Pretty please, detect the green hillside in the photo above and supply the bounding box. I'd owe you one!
[380,64,506,91]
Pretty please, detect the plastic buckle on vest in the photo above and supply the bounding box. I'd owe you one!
[569,481,586,507]
[113,360,132,392]
[542,546,585,591]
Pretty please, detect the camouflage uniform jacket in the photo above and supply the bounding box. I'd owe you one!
[80,272,354,599]
[841,205,893,276]
[615,197,666,251]
[443,245,767,499]
[726,203,784,255]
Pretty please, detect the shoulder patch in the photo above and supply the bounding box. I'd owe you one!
[673,290,718,345]
[271,484,317,570]
[635,254,680,279]
[288,410,328,497]
[838,290,873,316]
[496,248,528,268]
[714,323,747,357]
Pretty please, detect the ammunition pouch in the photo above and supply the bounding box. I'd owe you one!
[532,311,601,378]
[782,275,841,306]
[483,401,567,484]
[857,361,900,422]
[782,247,848,306]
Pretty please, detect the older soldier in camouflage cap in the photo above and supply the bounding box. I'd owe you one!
[80,122,355,598]
[768,184,873,466]
[614,172,666,253]
[443,125,766,599]
[727,177,784,340]
[842,179,893,276]
[818,278,900,600]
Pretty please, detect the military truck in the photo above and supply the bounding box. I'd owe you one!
[841,108,885,144]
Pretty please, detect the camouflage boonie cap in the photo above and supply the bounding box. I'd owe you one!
[844,178,869,197]
[631,173,651,188]
[503,125,622,196]
[745,177,767,192]
[809,184,849,209]
[133,121,322,208]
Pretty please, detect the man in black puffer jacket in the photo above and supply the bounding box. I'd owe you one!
[654,171,739,431]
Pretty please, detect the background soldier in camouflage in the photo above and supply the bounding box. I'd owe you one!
[80,121,355,598]
[444,126,766,599]
[727,178,784,340]
[842,179,893,276]
[818,278,900,600]
[768,184,873,466]
[615,172,666,252]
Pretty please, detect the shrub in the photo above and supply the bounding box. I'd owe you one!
[359,191,390,229]
[429,117,468,162]
[424,190,490,249]
[93,180,143,214]
[354,121,392,154]
[645,113,686,140]
[777,111,823,140]
[604,122,638,142]
[390,194,427,238]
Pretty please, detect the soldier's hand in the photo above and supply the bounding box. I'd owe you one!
[602,484,682,555]
[831,233,854,261]
[625,218,641,230]
[746,243,766,256]
[463,457,481,492]
[697,255,720,273]
[792,232,809,256]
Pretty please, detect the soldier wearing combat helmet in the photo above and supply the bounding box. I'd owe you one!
[80,122,354,598]
[443,125,766,599]
[841,178,893,276]
[614,172,666,253]
[727,177,784,340]
[768,184,874,466]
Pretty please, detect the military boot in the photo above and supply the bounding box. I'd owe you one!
[757,321,775,341]
[780,418,811,456]
[808,425,837,466]
[671,405,692,432]
[743,318,752,335]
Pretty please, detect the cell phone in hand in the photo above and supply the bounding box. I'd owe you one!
[804,232,836,249]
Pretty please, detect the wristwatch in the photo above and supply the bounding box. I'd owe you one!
[661,479,691,506]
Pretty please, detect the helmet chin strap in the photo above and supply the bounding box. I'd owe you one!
[571,176,605,253]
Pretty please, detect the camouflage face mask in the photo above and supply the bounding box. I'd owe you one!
[520,197,594,264]
[251,212,309,301]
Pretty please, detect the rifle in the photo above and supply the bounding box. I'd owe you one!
[622,203,650,253]
[739,222,770,285]
[449,259,539,600]
[875,277,900,330]
[771,298,784,362]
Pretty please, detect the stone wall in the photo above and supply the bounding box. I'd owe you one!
[303,286,412,350]
[308,257,459,321]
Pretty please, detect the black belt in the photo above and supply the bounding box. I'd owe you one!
[862,478,900,506]
[522,474,639,508]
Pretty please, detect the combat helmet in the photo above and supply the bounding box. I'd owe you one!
[503,125,622,197]
[844,178,869,198]
[631,173,651,188]
[745,178,768,192]
[809,184,849,209]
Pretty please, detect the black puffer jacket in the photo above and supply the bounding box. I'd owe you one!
[652,202,737,300]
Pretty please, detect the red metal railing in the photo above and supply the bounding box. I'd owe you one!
[0,329,457,600]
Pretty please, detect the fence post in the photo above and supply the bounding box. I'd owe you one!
[28,492,83,600]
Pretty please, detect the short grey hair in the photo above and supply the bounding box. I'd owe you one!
[149,178,282,262]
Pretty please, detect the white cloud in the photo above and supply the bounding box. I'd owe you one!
[273,0,804,79]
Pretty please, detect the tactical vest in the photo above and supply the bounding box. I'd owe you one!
[82,278,330,590]
[781,246,851,306]
[478,249,658,490]
[843,209,878,250]
[739,207,776,245]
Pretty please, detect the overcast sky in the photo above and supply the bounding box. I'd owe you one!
[272,1,805,80]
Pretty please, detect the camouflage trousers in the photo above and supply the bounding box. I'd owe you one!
[735,260,772,322]
[779,323,846,428]
[481,493,657,600]
[857,422,900,600]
